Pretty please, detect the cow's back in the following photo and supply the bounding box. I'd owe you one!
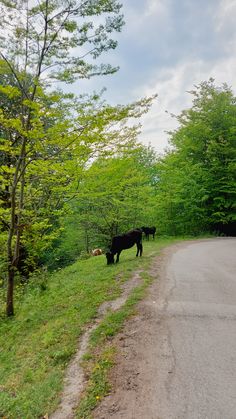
[111,229,142,252]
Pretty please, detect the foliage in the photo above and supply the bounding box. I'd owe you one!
[0,0,158,315]
[0,0,124,83]
[0,73,155,313]
[75,152,154,242]
[153,80,236,235]
[40,144,158,271]
[0,0,124,316]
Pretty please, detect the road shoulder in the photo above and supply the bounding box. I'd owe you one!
[92,243,181,419]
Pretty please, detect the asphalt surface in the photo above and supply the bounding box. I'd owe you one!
[152,238,236,419]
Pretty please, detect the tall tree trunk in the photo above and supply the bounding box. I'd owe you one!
[6,138,26,316]
[6,199,16,316]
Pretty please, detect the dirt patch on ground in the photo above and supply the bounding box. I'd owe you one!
[50,271,143,419]
[92,244,181,419]
[98,272,142,316]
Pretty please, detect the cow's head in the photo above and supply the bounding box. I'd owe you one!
[106,252,114,265]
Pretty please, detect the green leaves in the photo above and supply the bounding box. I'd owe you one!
[0,0,124,86]
[0,0,159,316]
[68,147,157,252]
[154,80,236,235]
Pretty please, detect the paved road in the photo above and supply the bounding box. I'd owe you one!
[154,238,236,419]
[94,238,236,419]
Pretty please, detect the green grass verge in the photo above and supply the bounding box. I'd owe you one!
[0,237,187,418]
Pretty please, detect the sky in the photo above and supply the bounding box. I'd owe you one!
[73,0,236,154]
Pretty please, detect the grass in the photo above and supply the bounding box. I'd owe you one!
[0,237,187,418]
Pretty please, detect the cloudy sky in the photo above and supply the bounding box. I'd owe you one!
[74,0,236,154]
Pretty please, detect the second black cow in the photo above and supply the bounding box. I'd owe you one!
[141,226,156,240]
[106,229,143,265]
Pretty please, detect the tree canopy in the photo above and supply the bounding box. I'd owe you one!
[153,79,236,236]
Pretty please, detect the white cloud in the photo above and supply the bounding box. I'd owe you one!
[144,0,170,19]
[137,55,236,153]
[122,0,170,40]
[214,0,236,31]
[68,0,236,156]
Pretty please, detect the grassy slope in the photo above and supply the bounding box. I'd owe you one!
[0,237,182,418]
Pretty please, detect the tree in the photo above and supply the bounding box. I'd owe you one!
[0,79,155,315]
[154,80,236,235]
[0,0,130,316]
[71,147,157,250]
[0,0,124,84]
[153,154,209,235]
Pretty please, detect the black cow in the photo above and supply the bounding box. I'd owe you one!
[141,226,156,240]
[106,229,143,265]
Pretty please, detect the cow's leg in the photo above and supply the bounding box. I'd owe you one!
[136,242,143,257]
[116,251,121,263]
[139,242,143,256]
